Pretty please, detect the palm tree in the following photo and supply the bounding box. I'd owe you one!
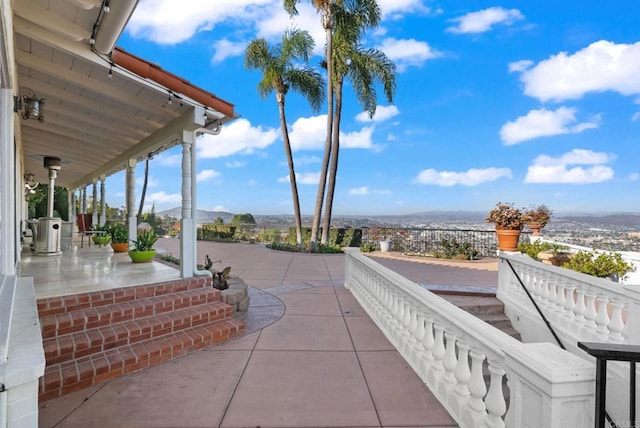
[284,0,335,248]
[320,1,396,243]
[245,29,324,246]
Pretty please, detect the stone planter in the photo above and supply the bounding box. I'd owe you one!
[379,240,392,252]
[526,222,546,236]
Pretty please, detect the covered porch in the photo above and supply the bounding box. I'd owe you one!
[1,0,236,425]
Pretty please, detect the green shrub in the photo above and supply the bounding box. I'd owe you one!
[434,238,479,260]
[518,241,552,260]
[563,250,633,281]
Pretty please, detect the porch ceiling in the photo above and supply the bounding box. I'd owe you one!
[13,0,235,189]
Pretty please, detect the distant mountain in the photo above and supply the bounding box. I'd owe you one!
[554,214,640,227]
[156,207,235,223]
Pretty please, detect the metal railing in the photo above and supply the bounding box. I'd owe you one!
[363,227,526,258]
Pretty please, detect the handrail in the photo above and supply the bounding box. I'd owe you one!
[503,258,566,349]
[578,342,639,428]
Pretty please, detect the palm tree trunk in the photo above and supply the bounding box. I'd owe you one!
[321,78,343,244]
[310,14,334,248]
[277,94,303,246]
[136,158,149,226]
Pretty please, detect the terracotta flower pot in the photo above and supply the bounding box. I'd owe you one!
[495,228,521,252]
[110,242,129,253]
[526,222,545,236]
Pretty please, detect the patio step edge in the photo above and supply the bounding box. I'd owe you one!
[37,277,213,317]
[39,287,221,339]
[43,301,232,365]
[39,318,245,402]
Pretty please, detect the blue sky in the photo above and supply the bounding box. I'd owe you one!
[106,0,640,216]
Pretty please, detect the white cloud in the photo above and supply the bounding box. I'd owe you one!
[294,155,321,165]
[349,186,369,195]
[289,115,380,151]
[377,0,432,19]
[629,173,640,181]
[515,40,640,102]
[377,38,443,71]
[144,191,182,205]
[212,39,246,63]
[198,118,278,158]
[500,107,600,145]
[212,204,228,212]
[524,149,615,184]
[356,105,400,123]
[447,7,523,34]
[632,112,640,122]
[225,161,246,168]
[297,172,320,185]
[155,153,181,166]
[508,60,533,73]
[197,169,221,182]
[413,167,513,186]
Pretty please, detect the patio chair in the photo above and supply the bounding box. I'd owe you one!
[76,213,104,247]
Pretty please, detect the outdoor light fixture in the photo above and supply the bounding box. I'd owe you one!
[103,0,110,13]
[24,171,39,196]
[15,88,45,122]
[108,64,113,78]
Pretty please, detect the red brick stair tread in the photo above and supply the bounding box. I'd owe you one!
[43,301,232,365]
[40,287,221,339]
[39,318,244,401]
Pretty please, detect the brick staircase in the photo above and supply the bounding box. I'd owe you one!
[37,277,244,402]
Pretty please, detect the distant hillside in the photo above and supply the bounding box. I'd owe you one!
[156,207,235,223]
[554,214,640,227]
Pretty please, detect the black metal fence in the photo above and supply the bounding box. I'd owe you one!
[363,227,527,259]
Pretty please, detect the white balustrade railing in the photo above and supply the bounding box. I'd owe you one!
[497,251,640,346]
[344,248,595,428]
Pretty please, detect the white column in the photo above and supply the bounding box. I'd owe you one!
[91,180,98,227]
[71,190,77,230]
[126,159,137,243]
[99,175,106,226]
[0,89,15,274]
[180,130,195,278]
[81,186,87,214]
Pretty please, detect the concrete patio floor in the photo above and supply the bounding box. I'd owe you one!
[38,239,499,428]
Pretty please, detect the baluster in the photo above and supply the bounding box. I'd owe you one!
[467,349,488,423]
[413,312,426,369]
[442,332,458,391]
[548,275,558,308]
[404,303,419,357]
[608,298,625,341]
[555,278,566,314]
[583,291,598,334]
[539,272,549,303]
[421,316,435,376]
[595,295,610,337]
[454,340,471,410]
[484,361,507,428]
[430,324,446,383]
[563,282,576,321]
[574,287,586,324]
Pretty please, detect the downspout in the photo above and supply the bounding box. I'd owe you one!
[190,121,221,278]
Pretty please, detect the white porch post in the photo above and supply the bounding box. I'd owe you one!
[180,130,195,278]
[91,180,98,227]
[0,88,15,274]
[81,186,86,214]
[99,175,106,226]
[126,159,137,243]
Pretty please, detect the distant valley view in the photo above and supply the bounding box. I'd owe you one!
[157,207,640,252]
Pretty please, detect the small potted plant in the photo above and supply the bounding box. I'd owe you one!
[486,202,524,252]
[128,229,158,263]
[106,223,128,253]
[522,204,553,236]
[91,224,110,246]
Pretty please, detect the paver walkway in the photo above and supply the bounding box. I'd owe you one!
[38,240,498,428]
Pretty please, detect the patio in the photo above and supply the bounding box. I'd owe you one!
[33,238,500,427]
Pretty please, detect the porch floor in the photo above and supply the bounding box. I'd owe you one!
[35,238,498,428]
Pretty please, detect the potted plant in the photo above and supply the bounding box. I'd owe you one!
[91,224,110,246]
[128,229,158,263]
[368,226,397,252]
[486,202,524,252]
[522,204,553,236]
[106,223,128,253]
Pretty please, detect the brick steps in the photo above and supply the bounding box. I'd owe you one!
[38,278,244,402]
